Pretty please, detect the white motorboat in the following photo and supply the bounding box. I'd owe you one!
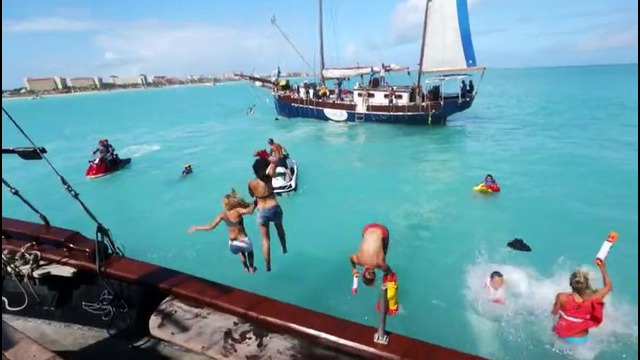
[272,157,298,194]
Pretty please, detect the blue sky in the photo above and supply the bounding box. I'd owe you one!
[2,0,638,89]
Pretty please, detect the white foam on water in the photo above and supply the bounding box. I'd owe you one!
[464,258,638,359]
[119,144,161,158]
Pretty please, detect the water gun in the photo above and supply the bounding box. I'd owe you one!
[376,273,399,316]
[595,231,618,265]
[351,269,359,294]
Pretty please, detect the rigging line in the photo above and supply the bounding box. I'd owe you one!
[2,106,123,257]
[270,15,314,73]
[2,177,50,227]
[329,2,339,65]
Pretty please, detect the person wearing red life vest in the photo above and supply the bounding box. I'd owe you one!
[551,260,612,344]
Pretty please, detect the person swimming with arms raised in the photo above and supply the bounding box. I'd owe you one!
[182,164,193,176]
[551,260,612,344]
[187,189,257,273]
[486,271,506,304]
[350,223,393,286]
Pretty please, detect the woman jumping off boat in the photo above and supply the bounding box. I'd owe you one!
[188,189,257,273]
[248,157,288,272]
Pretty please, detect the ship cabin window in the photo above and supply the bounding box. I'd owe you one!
[383,94,404,100]
[356,92,375,98]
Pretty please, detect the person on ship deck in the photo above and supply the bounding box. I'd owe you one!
[552,261,612,344]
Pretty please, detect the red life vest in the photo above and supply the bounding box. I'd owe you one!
[553,295,604,338]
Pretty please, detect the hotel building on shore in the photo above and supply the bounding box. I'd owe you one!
[23,76,67,92]
[68,77,103,89]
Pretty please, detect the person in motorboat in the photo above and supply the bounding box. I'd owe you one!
[92,139,110,160]
[350,223,393,287]
[268,138,289,162]
[478,174,501,192]
[486,271,506,304]
[182,164,193,176]
[551,261,611,344]
[253,149,270,161]
[187,189,257,273]
[248,157,287,272]
[267,138,292,178]
[92,139,119,167]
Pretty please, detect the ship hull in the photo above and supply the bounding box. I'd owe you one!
[273,95,474,125]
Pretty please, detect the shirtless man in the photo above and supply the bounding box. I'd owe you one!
[350,223,393,286]
[267,138,292,178]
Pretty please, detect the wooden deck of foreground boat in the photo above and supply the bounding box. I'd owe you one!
[2,217,484,360]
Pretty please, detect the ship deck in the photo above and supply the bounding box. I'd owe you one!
[2,217,484,359]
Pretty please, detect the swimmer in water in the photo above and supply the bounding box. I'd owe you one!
[247,104,256,116]
[350,223,393,286]
[182,164,193,176]
[486,271,505,304]
[187,189,257,273]
[551,260,611,344]
[480,174,501,192]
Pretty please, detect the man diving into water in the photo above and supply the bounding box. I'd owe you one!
[350,223,393,286]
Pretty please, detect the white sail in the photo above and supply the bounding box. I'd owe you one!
[420,0,479,73]
[322,64,409,80]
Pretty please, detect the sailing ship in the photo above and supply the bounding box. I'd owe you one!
[238,0,485,125]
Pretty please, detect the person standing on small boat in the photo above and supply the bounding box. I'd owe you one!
[268,138,292,178]
[187,189,257,273]
[248,157,287,272]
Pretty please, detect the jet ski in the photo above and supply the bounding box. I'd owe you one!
[272,157,298,194]
[85,155,131,179]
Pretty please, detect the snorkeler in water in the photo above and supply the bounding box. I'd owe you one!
[247,105,256,116]
[182,164,193,176]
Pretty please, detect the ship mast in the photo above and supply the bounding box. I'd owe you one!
[416,0,430,94]
[318,0,326,84]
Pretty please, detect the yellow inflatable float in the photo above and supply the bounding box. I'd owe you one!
[473,184,494,193]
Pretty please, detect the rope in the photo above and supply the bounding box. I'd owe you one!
[270,16,315,73]
[2,177,50,226]
[473,69,486,97]
[2,106,123,258]
[82,289,128,321]
[1,245,42,312]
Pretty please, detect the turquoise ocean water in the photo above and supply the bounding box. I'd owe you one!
[2,64,638,359]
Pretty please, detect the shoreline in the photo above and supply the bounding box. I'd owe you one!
[1,82,226,101]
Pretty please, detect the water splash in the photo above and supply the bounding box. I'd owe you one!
[464,259,638,359]
[119,144,161,158]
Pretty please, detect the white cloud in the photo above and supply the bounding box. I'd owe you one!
[389,0,482,45]
[344,43,357,60]
[2,17,101,33]
[103,51,118,60]
[90,20,292,76]
[3,15,310,77]
[576,25,638,52]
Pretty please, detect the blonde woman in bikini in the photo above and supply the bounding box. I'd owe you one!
[188,189,257,273]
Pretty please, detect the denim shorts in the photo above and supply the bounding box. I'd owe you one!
[256,204,283,225]
[229,238,253,255]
